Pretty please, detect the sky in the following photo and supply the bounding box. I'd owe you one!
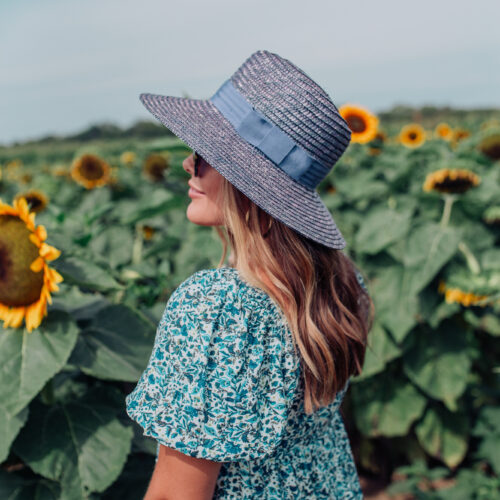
[1,0,499,145]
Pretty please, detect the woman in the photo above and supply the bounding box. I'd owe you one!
[126,49,374,499]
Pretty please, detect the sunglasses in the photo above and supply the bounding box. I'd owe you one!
[193,150,203,176]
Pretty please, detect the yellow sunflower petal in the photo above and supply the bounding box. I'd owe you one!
[39,243,61,261]
[25,297,47,332]
[14,197,29,220]
[44,268,61,293]
[51,268,64,284]
[45,267,64,290]
[30,256,45,272]
[35,225,47,242]
[0,303,10,321]
[26,212,36,231]
[29,233,42,247]
[0,202,18,216]
[4,307,26,329]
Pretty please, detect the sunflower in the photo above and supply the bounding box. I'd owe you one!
[120,151,136,165]
[450,128,470,147]
[0,197,63,332]
[423,168,480,194]
[478,133,500,161]
[143,154,169,182]
[71,154,112,189]
[373,131,387,142]
[434,122,453,140]
[338,104,379,144]
[14,190,49,214]
[398,123,426,148]
[438,280,489,308]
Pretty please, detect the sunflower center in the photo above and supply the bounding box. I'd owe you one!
[409,132,417,140]
[0,215,44,307]
[480,134,500,160]
[25,195,43,211]
[80,157,105,180]
[346,114,367,133]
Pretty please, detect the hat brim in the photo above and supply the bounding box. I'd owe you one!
[139,92,346,249]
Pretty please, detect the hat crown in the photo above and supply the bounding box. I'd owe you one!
[230,50,351,171]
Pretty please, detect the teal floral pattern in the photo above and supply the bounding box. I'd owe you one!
[126,266,366,499]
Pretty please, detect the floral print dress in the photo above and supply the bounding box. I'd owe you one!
[126,266,367,499]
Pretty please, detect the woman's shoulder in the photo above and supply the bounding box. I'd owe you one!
[171,266,286,324]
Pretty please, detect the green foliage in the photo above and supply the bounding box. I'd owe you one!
[1,110,499,498]
[387,461,500,499]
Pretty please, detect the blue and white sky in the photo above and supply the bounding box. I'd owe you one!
[1,0,499,145]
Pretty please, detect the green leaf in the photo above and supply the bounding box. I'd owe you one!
[89,227,134,268]
[473,406,500,436]
[476,437,500,475]
[464,310,500,337]
[0,310,79,417]
[13,387,133,498]
[0,470,61,500]
[120,189,179,225]
[403,222,462,295]
[69,304,156,381]
[51,255,124,292]
[415,404,469,468]
[171,224,227,282]
[419,288,461,329]
[143,234,180,259]
[351,370,427,437]
[403,323,473,410]
[50,284,106,312]
[371,265,419,343]
[355,206,414,255]
[0,404,29,463]
[473,406,500,474]
[481,248,500,271]
[75,186,112,217]
[353,322,401,381]
[438,468,500,500]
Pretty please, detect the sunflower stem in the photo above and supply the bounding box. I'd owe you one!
[132,223,144,266]
[458,241,481,275]
[40,378,55,405]
[440,194,456,227]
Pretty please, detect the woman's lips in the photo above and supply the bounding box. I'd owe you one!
[188,186,205,197]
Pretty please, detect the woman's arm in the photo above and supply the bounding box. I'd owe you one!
[143,445,223,500]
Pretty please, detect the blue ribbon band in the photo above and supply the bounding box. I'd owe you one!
[209,79,330,189]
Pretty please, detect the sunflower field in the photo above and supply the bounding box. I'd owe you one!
[0,107,499,499]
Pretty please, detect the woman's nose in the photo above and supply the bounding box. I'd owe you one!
[182,154,195,175]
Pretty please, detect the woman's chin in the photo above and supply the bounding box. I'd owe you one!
[186,205,218,226]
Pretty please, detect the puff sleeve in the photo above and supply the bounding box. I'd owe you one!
[125,269,299,462]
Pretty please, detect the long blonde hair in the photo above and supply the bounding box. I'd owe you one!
[212,176,374,415]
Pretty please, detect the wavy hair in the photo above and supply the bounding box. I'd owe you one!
[211,175,375,415]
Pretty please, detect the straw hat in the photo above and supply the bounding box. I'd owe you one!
[139,49,351,249]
